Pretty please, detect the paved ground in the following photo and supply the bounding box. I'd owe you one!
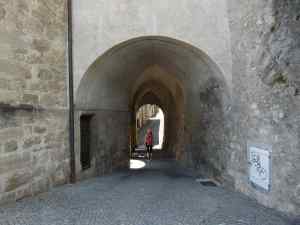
[0,160,293,225]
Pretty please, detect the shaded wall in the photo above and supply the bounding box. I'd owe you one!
[0,1,69,204]
[74,110,130,179]
[227,0,300,216]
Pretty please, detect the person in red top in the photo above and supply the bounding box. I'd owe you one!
[145,128,153,160]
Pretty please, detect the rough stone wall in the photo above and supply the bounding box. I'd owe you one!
[227,0,300,216]
[187,77,231,178]
[0,0,69,204]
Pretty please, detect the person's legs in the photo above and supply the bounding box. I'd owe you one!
[146,144,150,160]
[149,145,153,160]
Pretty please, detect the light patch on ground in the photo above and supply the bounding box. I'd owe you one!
[130,159,146,169]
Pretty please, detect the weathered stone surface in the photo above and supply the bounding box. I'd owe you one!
[0,7,6,21]
[227,0,300,217]
[32,39,50,54]
[0,111,18,129]
[32,178,49,195]
[0,79,11,90]
[0,152,31,175]
[0,192,15,204]
[4,140,18,153]
[15,184,32,201]
[0,128,23,141]
[38,69,53,81]
[4,170,32,192]
[0,0,69,207]
[51,169,67,186]
[39,94,59,107]
[23,136,41,149]
[33,126,46,134]
[22,94,39,105]
[294,184,300,205]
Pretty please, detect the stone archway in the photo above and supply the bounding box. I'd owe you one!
[75,36,230,180]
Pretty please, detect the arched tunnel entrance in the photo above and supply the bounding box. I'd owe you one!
[75,36,230,180]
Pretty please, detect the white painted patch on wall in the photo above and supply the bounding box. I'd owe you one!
[248,144,271,192]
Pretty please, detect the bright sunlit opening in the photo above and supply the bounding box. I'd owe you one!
[150,109,164,149]
[130,159,146,169]
[136,105,165,150]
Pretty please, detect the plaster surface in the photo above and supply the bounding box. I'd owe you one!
[72,0,232,93]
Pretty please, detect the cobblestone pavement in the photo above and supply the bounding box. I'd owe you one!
[0,160,293,225]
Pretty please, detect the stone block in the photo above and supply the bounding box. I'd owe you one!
[23,136,41,149]
[4,170,32,192]
[16,184,32,201]
[44,132,57,144]
[22,111,38,124]
[4,140,18,153]
[39,94,58,106]
[0,152,31,175]
[24,125,33,135]
[22,94,39,105]
[32,166,46,178]
[0,128,23,140]
[34,126,46,134]
[293,184,300,205]
[0,7,6,21]
[38,68,53,80]
[0,78,10,90]
[49,149,66,161]
[32,178,49,195]
[0,90,20,104]
[33,150,49,166]
[0,191,15,204]
[0,59,31,79]
[0,111,18,129]
[51,169,67,186]
[32,38,50,54]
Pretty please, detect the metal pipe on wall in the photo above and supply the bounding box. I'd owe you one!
[67,0,76,183]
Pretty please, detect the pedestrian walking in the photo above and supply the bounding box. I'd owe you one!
[145,129,153,160]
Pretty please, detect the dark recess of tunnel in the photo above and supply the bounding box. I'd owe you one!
[132,80,180,157]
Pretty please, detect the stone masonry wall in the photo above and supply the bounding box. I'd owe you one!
[0,0,69,204]
[227,0,300,216]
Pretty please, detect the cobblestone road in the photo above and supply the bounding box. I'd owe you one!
[0,161,293,225]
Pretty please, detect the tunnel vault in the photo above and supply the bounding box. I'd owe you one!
[131,77,183,158]
[75,36,230,180]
